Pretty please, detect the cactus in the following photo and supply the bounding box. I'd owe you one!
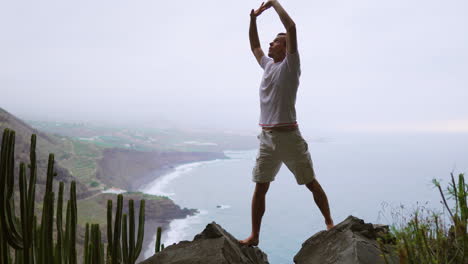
[106,200,113,261]
[55,182,64,264]
[69,181,78,264]
[84,223,90,264]
[155,227,162,253]
[0,130,37,263]
[0,218,12,264]
[83,224,105,264]
[107,195,146,264]
[1,129,149,264]
[121,199,145,264]
[0,129,79,264]
[109,194,123,264]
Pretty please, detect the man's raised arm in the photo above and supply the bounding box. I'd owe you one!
[249,3,267,65]
[266,0,297,54]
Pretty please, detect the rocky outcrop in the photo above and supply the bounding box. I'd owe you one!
[140,222,269,264]
[140,216,398,264]
[294,215,398,264]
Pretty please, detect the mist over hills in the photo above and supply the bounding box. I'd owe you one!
[0,106,229,262]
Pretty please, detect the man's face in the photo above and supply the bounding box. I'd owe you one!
[268,34,286,60]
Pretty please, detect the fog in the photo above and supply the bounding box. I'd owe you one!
[1,0,467,134]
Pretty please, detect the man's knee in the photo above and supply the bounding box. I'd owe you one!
[305,178,321,193]
[254,182,270,196]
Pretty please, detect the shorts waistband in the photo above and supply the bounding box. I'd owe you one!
[262,125,298,132]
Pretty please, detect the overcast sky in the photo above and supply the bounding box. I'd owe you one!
[1,0,467,134]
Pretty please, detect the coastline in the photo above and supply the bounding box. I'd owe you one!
[138,149,259,261]
[90,149,229,262]
[96,148,227,191]
[138,156,231,260]
[137,156,231,260]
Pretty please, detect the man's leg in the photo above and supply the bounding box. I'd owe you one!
[239,182,270,246]
[305,179,334,230]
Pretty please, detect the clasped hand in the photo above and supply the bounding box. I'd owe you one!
[250,1,276,18]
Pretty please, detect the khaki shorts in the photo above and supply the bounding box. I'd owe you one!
[252,128,316,185]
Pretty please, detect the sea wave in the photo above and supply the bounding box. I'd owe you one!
[142,210,208,259]
[140,159,223,197]
[139,150,253,259]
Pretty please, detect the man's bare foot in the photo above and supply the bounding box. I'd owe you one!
[239,235,259,246]
[326,219,334,230]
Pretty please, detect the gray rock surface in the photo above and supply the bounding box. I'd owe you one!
[139,222,269,264]
[294,215,398,264]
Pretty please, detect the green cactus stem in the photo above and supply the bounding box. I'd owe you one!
[155,227,162,253]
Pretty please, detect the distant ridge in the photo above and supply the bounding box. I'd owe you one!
[0,107,56,144]
[0,107,93,199]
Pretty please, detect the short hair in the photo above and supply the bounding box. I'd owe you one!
[277,33,287,46]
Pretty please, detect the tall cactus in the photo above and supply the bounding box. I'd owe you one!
[1,128,150,264]
[110,194,123,264]
[69,181,78,264]
[83,224,105,264]
[121,199,145,264]
[106,195,146,264]
[0,129,78,264]
[106,200,113,262]
[155,227,162,253]
[84,223,90,264]
[0,129,37,263]
[55,182,64,264]
[39,154,55,264]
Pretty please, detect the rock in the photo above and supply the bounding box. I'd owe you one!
[139,222,269,264]
[294,215,398,264]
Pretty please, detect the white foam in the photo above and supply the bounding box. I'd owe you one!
[142,210,208,259]
[182,141,218,146]
[139,151,253,259]
[140,159,222,197]
[102,187,126,194]
[164,210,208,245]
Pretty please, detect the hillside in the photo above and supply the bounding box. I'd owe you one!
[0,107,225,262]
[0,107,95,200]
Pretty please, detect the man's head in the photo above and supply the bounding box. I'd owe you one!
[268,33,287,62]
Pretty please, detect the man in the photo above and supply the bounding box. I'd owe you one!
[239,0,334,247]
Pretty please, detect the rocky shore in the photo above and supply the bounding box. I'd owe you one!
[76,192,198,263]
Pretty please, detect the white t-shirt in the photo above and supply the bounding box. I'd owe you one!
[258,51,301,127]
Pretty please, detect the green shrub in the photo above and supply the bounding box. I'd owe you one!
[385,173,467,264]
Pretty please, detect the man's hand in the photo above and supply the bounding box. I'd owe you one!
[249,2,266,65]
[263,0,277,9]
[250,2,271,18]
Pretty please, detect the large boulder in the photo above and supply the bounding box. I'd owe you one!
[294,215,398,264]
[140,222,269,264]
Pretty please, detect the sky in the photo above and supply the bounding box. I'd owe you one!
[1,0,467,134]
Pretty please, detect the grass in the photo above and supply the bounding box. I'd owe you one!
[58,140,103,185]
[382,173,467,264]
[77,198,108,226]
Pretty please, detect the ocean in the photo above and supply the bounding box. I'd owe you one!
[140,132,468,263]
